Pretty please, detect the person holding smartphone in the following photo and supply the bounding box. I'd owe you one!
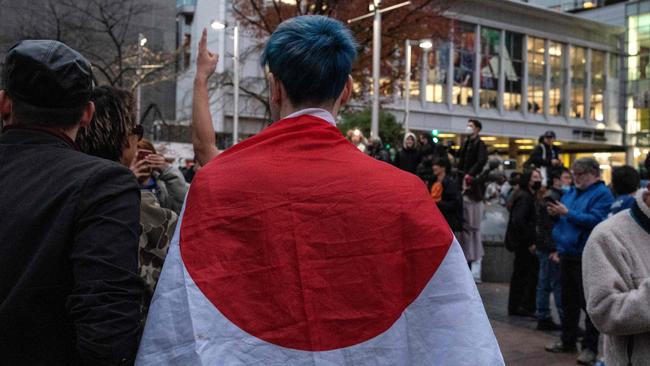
[131,139,188,215]
[533,169,568,331]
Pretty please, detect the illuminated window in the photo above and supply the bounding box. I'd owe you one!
[480,27,500,109]
[426,40,450,104]
[549,41,564,116]
[504,31,523,111]
[527,37,545,114]
[590,50,605,122]
[452,22,474,106]
[570,46,586,118]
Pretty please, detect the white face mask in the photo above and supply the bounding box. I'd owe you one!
[466,126,473,132]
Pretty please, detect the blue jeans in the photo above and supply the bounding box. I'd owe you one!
[536,250,563,321]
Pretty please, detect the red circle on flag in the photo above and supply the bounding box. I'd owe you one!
[180,119,453,351]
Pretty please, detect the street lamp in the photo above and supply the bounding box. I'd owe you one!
[136,33,148,123]
[403,39,432,133]
[211,20,240,145]
[348,0,411,139]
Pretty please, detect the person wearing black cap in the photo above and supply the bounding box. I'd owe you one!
[0,40,144,365]
[526,130,562,186]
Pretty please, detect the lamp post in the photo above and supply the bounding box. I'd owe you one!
[136,33,147,123]
[348,0,411,139]
[403,39,432,133]
[211,20,240,145]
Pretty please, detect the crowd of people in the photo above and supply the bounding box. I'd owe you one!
[1,15,650,366]
[352,116,650,365]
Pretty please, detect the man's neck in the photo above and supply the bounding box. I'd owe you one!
[280,103,336,120]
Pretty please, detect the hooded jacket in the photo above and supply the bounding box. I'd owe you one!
[394,132,420,174]
[552,181,614,258]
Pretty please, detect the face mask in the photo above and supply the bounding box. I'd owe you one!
[532,181,542,191]
[466,126,473,132]
[561,185,571,193]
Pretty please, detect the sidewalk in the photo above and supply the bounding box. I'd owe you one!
[478,283,577,366]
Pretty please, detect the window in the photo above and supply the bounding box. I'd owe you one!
[549,41,564,116]
[570,46,586,118]
[480,27,500,109]
[627,14,650,81]
[406,46,421,99]
[591,50,605,121]
[426,40,450,103]
[452,22,475,106]
[504,31,523,111]
[527,37,545,114]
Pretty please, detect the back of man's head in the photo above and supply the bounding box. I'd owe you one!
[261,16,358,107]
[612,165,640,196]
[76,86,135,162]
[2,40,93,129]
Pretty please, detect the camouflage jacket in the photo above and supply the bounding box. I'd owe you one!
[139,190,178,303]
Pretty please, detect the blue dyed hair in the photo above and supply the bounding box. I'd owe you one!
[261,15,358,106]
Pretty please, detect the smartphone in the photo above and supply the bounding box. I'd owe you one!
[137,150,152,161]
[544,196,557,205]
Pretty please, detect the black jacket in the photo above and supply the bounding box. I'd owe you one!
[430,175,463,232]
[458,136,488,177]
[394,148,420,174]
[535,187,563,253]
[527,143,560,169]
[505,190,537,252]
[0,127,144,365]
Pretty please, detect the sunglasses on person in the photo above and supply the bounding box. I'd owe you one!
[131,124,144,141]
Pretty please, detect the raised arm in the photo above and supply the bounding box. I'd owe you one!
[192,28,219,166]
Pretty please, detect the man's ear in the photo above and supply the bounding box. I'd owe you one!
[0,90,13,123]
[339,76,353,106]
[268,73,282,106]
[78,101,95,128]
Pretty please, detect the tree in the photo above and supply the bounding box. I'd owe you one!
[6,0,177,94]
[232,0,456,99]
[337,108,404,148]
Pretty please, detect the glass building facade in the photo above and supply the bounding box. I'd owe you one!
[402,18,613,125]
[626,1,650,149]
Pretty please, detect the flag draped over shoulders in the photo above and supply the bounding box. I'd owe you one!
[136,115,503,365]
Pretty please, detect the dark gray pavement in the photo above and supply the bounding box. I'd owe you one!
[478,282,580,366]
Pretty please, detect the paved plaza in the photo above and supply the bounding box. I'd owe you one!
[480,282,584,366]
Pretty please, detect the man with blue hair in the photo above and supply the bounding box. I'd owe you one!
[137,16,503,365]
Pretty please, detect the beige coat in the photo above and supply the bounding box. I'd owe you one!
[583,192,650,366]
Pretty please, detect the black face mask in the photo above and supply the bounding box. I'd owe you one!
[532,181,542,191]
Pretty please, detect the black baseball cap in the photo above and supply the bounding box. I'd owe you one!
[543,130,556,138]
[3,40,93,109]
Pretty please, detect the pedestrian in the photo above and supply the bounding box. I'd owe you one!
[0,40,143,364]
[366,136,391,163]
[461,176,486,281]
[134,138,189,214]
[505,170,541,317]
[502,171,521,207]
[138,18,503,365]
[545,158,614,365]
[393,132,419,174]
[349,128,367,153]
[76,85,177,307]
[534,170,565,330]
[525,131,562,186]
[430,157,463,236]
[458,119,488,180]
[609,165,640,216]
[583,182,650,365]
